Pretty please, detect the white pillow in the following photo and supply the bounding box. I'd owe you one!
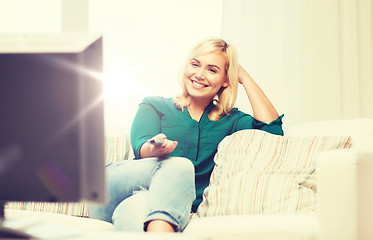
[196,130,351,217]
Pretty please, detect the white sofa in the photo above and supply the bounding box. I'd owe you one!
[4,118,373,240]
[184,118,373,240]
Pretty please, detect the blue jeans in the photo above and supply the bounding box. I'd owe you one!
[88,157,196,232]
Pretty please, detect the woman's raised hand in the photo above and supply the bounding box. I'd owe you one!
[237,65,252,85]
[237,65,280,124]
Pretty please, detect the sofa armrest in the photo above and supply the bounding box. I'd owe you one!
[317,149,373,240]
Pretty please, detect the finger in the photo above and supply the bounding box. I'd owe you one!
[154,133,167,140]
[158,141,178,157]
[164,141,178,153]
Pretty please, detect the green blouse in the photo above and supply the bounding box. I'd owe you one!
[131,96,284,212]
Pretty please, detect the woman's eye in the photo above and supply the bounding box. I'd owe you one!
[209,68,217,73]
[191,63,198,67]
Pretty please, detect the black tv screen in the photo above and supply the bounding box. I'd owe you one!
[0,34,106,204]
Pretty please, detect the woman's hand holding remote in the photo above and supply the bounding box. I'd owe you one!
[140,133,178,159]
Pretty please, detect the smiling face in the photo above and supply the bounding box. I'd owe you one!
[183,51,229,104]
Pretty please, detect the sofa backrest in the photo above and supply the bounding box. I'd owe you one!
[286,118,373,150]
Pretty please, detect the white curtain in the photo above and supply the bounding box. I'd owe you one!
[222,0,373,129]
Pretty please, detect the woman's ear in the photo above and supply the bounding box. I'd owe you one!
[222,79,230,88]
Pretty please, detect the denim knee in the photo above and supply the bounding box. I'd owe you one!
[157,157,195,177]
[91,157,196,232]
[112,190,148,232]
[145,157,196,232]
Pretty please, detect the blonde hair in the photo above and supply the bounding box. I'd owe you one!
[173,37,239,121]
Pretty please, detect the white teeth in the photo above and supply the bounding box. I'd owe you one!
[192,80,207,88]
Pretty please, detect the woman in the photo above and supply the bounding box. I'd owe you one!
[88,37,283,232]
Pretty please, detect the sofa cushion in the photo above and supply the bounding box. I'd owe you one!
[196,130,351,217]
[185,213,319,240]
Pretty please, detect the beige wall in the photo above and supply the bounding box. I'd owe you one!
[0,0,61,33]
[88,0,223,135]
[222,0,373,130]
[0,0,223,135]
[2,0,371,133]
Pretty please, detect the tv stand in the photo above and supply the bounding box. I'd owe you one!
[0,205,108,239]
[0,201,32,239]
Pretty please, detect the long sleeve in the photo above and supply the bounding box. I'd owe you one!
[234,113,284,136]
[130,98,162,159]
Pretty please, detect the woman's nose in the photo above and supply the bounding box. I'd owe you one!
[195,69,206,80]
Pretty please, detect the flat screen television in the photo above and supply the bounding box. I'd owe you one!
[0,33,106,238]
